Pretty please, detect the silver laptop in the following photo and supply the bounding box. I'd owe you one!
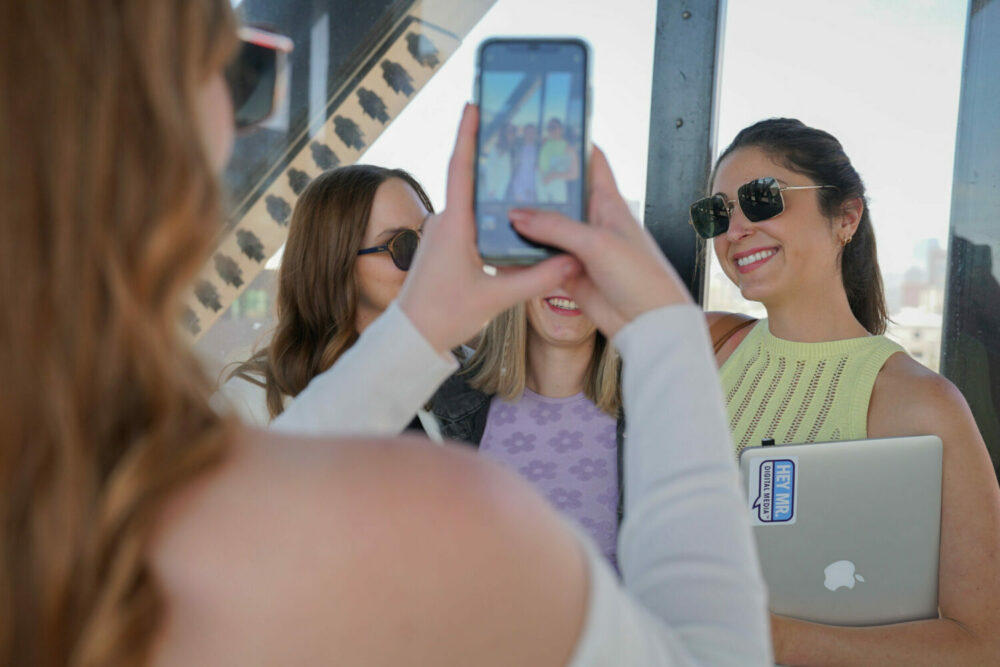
[738,435,942,626]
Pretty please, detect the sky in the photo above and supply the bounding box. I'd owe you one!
[361,0,969,283]
[716,0,968,276]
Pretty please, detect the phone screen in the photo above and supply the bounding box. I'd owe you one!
[475,39,589,264]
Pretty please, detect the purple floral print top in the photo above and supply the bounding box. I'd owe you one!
[479,389,619,567]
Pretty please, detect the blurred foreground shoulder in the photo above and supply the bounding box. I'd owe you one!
[151,428,588,667]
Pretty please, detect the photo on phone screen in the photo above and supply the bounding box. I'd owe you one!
[474,38,590,264]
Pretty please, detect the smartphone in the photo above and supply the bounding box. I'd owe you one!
[473,38,591,264]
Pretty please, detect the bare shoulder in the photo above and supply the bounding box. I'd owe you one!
[704,310,732,327]
[705,310,757,367]
[870,351,1000,647]
[868,352,976,439]
[150,428,587,666]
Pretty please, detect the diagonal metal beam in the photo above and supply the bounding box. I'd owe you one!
[184,0,496,340]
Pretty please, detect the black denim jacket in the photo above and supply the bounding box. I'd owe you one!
[428,371,626,525]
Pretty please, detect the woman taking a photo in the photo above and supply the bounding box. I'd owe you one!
[695,118,1000,664]
[1,0,771,663]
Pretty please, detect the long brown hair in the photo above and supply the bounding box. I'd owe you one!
[0,2,238,665]
[465,304,622,415]
[230,166,433,419]
[713,118,888,334]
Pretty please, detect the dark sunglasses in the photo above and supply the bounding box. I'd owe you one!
[356,228,420,271]
[689,177,837,239]
[225,26,294,132]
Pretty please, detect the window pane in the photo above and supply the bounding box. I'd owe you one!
[942,0,1000,477]
[196,0,658,380]
[362,0,657,221]
[706,0,967,376]
[192,0,496,377]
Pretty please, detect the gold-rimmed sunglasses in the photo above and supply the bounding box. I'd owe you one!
[689,177,838,239]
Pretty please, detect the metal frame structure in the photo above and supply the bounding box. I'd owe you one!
[941,0,1000,476]
[643,0,727,303]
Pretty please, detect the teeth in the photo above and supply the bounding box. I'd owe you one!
[736,249,777,267]
[547,297,579,310]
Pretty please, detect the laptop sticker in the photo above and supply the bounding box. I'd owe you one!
[748,456,799,526]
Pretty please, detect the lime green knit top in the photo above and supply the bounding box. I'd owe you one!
[720,320,905,453]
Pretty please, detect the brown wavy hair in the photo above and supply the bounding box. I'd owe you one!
[229,166,433,419]
[0,1,238,665]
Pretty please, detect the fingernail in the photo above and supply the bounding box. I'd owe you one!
[508,209,530,223]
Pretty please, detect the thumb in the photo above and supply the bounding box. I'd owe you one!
[445,104,478,214]
[563,273,627,339]
[588,146,620,199]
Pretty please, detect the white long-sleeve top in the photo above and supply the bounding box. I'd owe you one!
[262,301,771,665]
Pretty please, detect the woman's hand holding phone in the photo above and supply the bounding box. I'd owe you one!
[509,147,693,339]
[399,103,691,353]
[397,105,580,355]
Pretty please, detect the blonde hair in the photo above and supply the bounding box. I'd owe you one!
[465,304,622,415]
[0,1,237,665]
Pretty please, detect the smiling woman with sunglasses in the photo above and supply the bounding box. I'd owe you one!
[700,118,1000,665]
[224,165,432,423]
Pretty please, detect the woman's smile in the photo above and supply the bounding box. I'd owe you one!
[733,246,780,274]
[544,296,582,316]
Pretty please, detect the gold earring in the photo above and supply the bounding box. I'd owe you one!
[842,235,853,247]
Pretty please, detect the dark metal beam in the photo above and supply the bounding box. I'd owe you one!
[643,0,727,303]
[941,0,1000,478]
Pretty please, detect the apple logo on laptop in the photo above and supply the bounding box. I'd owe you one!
[824,560,866,591]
